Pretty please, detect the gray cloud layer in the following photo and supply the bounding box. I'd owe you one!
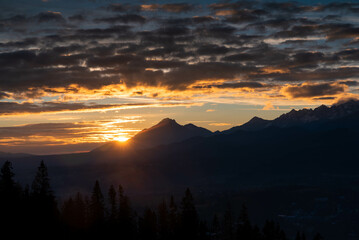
[0,1,359,102]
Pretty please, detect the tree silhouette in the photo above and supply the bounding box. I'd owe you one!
[222,204,234,240]
[62,192,87,232]
[118,184,135,240]
[262,220,286,240]
[0,161,15,192]
[313,233,323,240]
[139,208,157,240]
[108,184,117,222]
[0,162,323,240]
[89,180,105,227]
[180,188,199,240]
[211,214,221,239]
[30,161,58,239]
[0,161,21,237]
[168,195,179,240]
[158,199,169,240]
[31,161,53,198]
[236,204,252,240]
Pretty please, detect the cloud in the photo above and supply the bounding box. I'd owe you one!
[95,14,146,24]
[160,3,194,13]
[0,102,150,115]
[0,1,358,104]
[68,14,86,22]
[106,3,132,12]
[192,81,270,90]
[209,122,231,126]
[35,11,65,23]
[139,3,194,13]
[0,119,142,155]
[262,102,279,110]
[282,82,347,99]
[206,109,215,112]
[0,101,202,116]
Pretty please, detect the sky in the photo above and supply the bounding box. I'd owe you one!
[0,0,358,154]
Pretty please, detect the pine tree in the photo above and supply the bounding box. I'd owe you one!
[118,184,134,240]
[296,231,302,240]
[169,195,179,240]
[236,204,252,240]
[108,184,117,222]
[158,199,169,240]
[31,160,53,199]
[199,220,209,240]
[180,188,199,240]
[0,161,20,235]
[313,233,323,240]
[223,204,234,240]
[211,214,220,239]
[89,180,105,227]
[62,192,86,231]
[139,208,157,240]
[0,161,15,193]
[302,232,306,240]
[30,161,58,239]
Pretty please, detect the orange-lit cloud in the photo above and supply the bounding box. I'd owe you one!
[209,123,231,126]
[215,10,238,16]
[262,102,279,110]
[0,118,143,154]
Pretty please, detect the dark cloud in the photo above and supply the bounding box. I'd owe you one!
[35,11,65,23]
[160,3,194,13]
[0,38,38,48]
[312,97,337,100]
[337,49,359,60]
[339,80,359,86]
[0,92,10,99]
[196,44,230,55]
[0,102,152,115]
[323,23,359,40]
[283,82,346,98]
[193,81,269,89]
[106,3,133,12]
[0,1,359,100]
[264,2,305,13]
[68,14,86,22]
[209,2,254,11]
[0,122,96,138]
[95,14,146,24]
[317,3,359,13]
[253,68,359,82]
[192,16,216,24]
[273,25,319,39]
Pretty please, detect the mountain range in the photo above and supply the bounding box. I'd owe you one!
[94,99,359,152]
[2,99,359,196]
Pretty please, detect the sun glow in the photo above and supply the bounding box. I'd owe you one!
[114,136,130,142]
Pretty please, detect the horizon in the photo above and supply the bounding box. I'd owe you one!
[1,0,359,154]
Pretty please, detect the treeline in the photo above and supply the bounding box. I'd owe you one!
[0,160,323,240]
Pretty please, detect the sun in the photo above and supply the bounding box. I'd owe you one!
[114,136,130,142]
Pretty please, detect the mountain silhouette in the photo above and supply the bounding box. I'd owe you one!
[132,118,212,146]
[269,99,359,128]
[223,99,359,133]
[93,118,212,152]
[4,99,359,196]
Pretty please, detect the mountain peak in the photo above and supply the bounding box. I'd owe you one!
[158,118,178,126]
[248,116,265,123]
